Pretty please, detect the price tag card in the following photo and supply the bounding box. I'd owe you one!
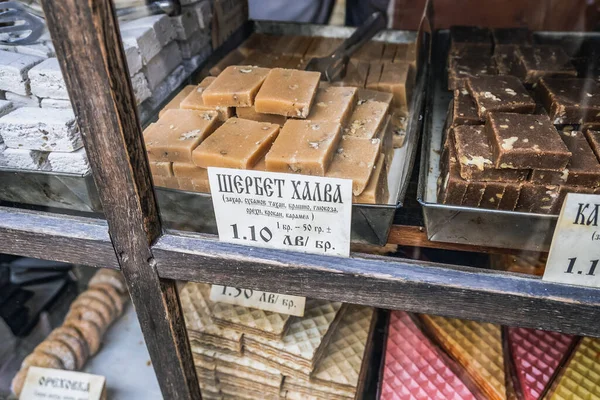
[208,167,352,257]
[544,193,600,287]
[210,285,306,316]
[20,367,106,400]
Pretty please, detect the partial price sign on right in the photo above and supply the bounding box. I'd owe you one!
[544,193,600,287]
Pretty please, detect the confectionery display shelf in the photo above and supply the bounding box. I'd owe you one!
[418,30,600,252]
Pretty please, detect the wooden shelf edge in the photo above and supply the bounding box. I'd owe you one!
[0,206,118,269]
[153,231,600,337]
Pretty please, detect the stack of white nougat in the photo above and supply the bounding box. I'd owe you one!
[0,1,213,174]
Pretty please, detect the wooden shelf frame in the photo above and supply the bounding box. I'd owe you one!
[0,1,596,399]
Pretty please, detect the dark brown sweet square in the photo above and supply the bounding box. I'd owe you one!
[480,181,505,209]
[498,182,522,210]
[439,146,468,205]
[453,125,528,181]
[584,129,600,161]
[493,45,521,76]
[467,75,536,119]
[513,45,577,84]
[515,183,559,214]
[453,89,481,125]
[485,112,571,170]
[492,28,533,45]
[461,181,486,207]
[537,78,600,124]
[551,185,595,214]
[560,130,600,187]
[449,26,492,56]
[448,56,497,90]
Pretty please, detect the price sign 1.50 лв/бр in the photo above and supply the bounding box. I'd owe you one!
[544,193,600,287]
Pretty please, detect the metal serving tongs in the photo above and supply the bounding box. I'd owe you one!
[305,11,387,82]
[0,1,45,45]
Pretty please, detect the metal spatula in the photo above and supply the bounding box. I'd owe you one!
[305,11,387,82]
[0,1,44,45]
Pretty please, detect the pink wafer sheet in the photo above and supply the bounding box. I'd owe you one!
[380,311,477,400]
[507,327,574,400]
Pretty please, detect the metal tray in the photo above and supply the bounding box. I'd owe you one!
[417,30,600,252]
[0,21,426,245]
[155,21,427,245]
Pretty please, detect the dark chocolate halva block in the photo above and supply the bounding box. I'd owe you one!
[462,181,486,207]
[493,45,521,76]
[480,181,506,209]
[515,183,559,214]
[531,130,600,187]
[513,46,577,84]
[453,89,481,125]
[439,145,468,205]
[551,185,595,214]
[537,78,600,124]
[584,129,600,161]
[467,75,536,119]
[498,182,522,210]
[453,125,528,181]
[447,56,497,90]
[485,112,571,170]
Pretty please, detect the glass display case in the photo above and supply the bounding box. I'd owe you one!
[2,0,600,399]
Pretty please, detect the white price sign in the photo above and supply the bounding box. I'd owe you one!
[544,193,600,287]
[208,167,352,257]
[20,367,106,400]
[210,285,306,316]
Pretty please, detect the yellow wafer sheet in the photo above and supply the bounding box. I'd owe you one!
[311,305,374,391]
[423,315,506,400]
[212,300,291,340]
[546,337,600,400]
[244,300,345,371]
[179,283,242,352]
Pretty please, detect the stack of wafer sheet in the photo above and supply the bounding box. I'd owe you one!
[179,282,377,399]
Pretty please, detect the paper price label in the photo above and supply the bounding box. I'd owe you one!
[544,193,600,287]
[210,285,306,316]
[20,367,106,400]
[208,167,352,257]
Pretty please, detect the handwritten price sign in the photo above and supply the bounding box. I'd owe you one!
[210,285,305,316]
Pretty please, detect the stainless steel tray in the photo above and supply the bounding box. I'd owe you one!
[156,21,427,245]
[417,30,600,252]
[0,168,101,212]
[0,21,426,245]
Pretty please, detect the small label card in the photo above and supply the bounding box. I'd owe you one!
[544,193,600,287]
[210,285,306,316]
[20,367,106,400]
[208,167,352,257]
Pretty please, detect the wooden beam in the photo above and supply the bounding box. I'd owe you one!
[387,225,548,256]
[40,1,200,399]
[153,232,600,337]
[0,207,118,269]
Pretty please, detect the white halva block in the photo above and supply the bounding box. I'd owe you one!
[0,50,44,95]
[131,72,152,105]
[144,41,182,91]
[124,42,143,76]
[177,30,211,59]
[29,58,69,100]
[5,92,41,108]
[170,8,201,41]
[138,64,187,121]
[0,147,50,170]
[121,28,162,65]
[121,15,176,48]
[48,147,90,174]
[41,98,72,109]
[0,108,81,152]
